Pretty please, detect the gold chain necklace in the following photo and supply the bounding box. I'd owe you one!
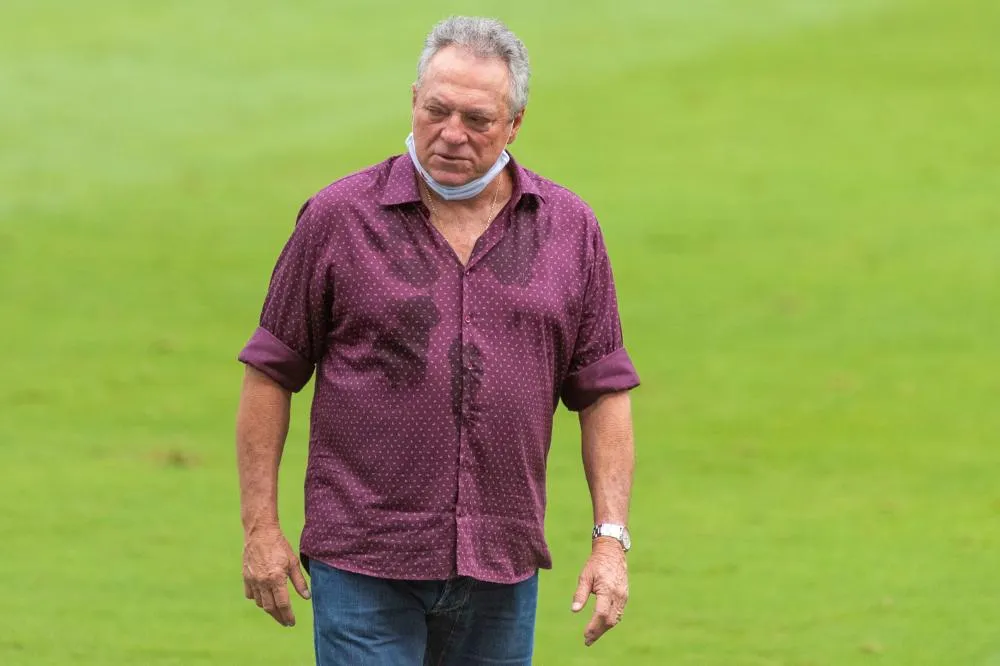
[422,176,503,229]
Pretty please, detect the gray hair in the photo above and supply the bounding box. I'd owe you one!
[415,16,531,117]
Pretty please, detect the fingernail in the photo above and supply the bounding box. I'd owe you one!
[571,602,582,611]
[304,590,311,599]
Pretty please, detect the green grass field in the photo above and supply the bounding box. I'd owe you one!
[2,0,998,664]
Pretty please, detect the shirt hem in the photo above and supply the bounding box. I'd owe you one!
[300,552,546,585]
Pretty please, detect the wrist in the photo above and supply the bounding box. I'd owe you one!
[242,512,281,539]
[592,536,626,554]
[592,523,631,553]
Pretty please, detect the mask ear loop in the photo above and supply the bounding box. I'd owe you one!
[504,114,516,147]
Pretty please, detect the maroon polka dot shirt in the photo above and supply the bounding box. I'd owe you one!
[239,154,639,584]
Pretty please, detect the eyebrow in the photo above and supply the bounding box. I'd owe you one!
[425,97,496,118]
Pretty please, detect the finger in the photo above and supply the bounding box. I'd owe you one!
[258,586,285,625]
[253,586,264,609]
[571,572,592,613]
[616,588,630,615]
[243,561,255,600]
[289,561,311,600]
[584,593,615,646]
[270,582,297,627]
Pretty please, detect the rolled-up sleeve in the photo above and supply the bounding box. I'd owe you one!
[560,219,640,411]
[238,199,333,393]
[239,327,315,393]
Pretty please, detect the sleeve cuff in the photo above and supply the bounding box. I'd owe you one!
[237,327,315,393]
[561,347,640,412]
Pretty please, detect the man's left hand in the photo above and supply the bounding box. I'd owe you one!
[571,537,629,646]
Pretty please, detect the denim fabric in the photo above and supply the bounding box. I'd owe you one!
[309,559,538,665]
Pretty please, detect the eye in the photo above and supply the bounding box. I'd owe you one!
[426,106,448,119]
[466,115,491,131]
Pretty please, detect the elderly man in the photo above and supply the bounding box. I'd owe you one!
[236,15,639,665]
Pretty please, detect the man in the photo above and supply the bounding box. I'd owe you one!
[236,16,639,665]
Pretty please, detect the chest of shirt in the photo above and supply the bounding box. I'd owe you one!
[321,206,588,353]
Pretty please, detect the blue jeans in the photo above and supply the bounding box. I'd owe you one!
[308,559,538,665]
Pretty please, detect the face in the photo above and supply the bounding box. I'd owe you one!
[412,46,524,186]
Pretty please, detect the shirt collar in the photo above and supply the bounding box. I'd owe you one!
[377,152,545,207]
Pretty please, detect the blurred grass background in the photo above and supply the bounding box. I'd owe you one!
[1,0,998,664]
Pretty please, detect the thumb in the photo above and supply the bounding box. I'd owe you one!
[288,560,311,600]
[571,572,592,613]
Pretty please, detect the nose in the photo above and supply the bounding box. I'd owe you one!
[440,113,468,145]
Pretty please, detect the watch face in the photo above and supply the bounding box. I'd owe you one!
[622,529,632,551]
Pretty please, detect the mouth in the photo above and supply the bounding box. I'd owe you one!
[433,153,470,164]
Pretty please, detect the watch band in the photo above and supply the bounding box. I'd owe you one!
[593,523,631,552]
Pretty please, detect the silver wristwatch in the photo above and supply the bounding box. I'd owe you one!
[593,523,631,552]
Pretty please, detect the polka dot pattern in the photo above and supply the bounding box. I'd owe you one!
[238,154,640,584]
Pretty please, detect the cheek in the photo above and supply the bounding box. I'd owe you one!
[486,133,511,157]
[474,131,503,151]
[413,123,440,147]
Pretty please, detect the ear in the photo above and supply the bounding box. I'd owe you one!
[411,84,418,112]
[508,107,526,145]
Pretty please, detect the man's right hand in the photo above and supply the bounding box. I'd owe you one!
[242,526,311,627]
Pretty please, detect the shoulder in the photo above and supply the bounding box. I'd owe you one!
[517,165,600,233]
[298,157,396,223]
[516,166,604,260]
[280,157,401,253]
[514,165,611,272]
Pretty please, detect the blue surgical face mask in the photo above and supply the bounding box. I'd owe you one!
[405,132,511,201]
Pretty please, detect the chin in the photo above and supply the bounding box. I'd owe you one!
[428,170,474,187]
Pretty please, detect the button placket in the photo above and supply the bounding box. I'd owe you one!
[456,272,470,513]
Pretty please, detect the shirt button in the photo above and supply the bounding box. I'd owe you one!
[464,315,472,324]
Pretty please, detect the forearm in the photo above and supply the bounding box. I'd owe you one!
[579,391,635,525]
[236,366,293,537]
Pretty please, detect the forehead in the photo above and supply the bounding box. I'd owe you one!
[419,46,509,111]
